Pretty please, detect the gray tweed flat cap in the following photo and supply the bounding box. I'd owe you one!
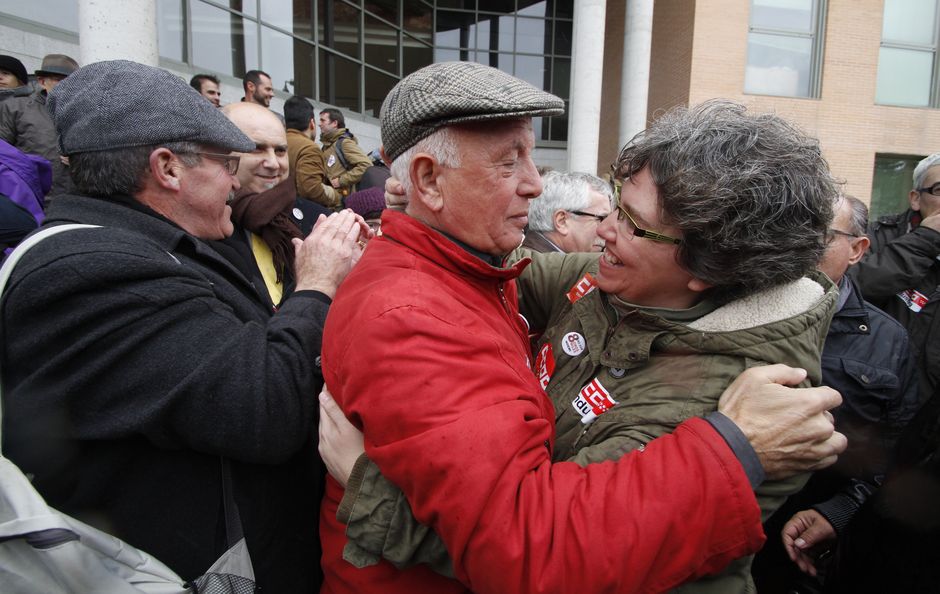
[48,60,254,155]
[381,61,564,162]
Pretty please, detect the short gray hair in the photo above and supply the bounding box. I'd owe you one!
[70,142,202,197]
[529,171,613,232]
[390,127,460,197]
[913,153,940,189]
[615,100,837,305]
[842,194,869,236]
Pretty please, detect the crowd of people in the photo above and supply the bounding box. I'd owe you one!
[0,53,937,594]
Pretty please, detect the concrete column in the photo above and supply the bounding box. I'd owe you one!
[619,0,654,148]
[78,0,158,66]
[566,0,606,174]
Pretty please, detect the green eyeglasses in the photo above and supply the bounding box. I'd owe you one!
[615,200,682,245]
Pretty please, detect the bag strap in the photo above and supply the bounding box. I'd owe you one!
[0,224,99,448]
[334,133,350,171]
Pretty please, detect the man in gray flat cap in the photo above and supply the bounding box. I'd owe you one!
[317,62,845,594]
[0,53,80,197]
[0,60,368,592]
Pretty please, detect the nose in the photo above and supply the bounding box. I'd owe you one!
[260,148,279,169]
[518,157,542,199]
[596,211,618,243]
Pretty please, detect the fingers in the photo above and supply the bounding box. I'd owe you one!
[318,386,345,423]
[745,363,809,387]
[385,176,406,210]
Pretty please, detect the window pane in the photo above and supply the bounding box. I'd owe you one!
[434,47,462,62]
[291,41,316,99]
[365,67,398,117]
[365,15,399,72]
[0,0,78,32]
[515,54,549,90]
[365,0,400,25]
[319,0,361,59]
[436,10,477,48]
[553,0,574,19]
[404,1,433,37]
[744,32,812,97]
[871,155,922,219]
[750,0,814,32]
[261,25,303,94]
[882,0,936,45]
[516,17,547,55]
[875,46,933,106]
[475,14,515,52]
[319,51,361,111]
[437,0,474,9]
[551,56,569,99]
[191,2,258,79]
[403,35,433,74]
[478,0,511,13]
[518,1,547,18]
[553,19,572,55]
[260,0,292,29]
[158,0,186,62]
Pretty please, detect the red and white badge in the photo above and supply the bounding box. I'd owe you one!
[571,377,617,424]
[898,288,929,313]
[535,343,555,390]
[566,273,598,304]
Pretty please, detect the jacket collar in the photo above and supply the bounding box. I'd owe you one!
[43,194,255,285]
[379,209,530,282]
[521,229,564,254]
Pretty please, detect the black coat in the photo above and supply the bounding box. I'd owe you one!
[851,209,940,402]
[0,194,327,591]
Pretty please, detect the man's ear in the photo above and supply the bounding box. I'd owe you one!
[411,153,444,212]
[552,210,570,236]
[848,236,871,266]
[149,148,183,192]
[911,189,922,212]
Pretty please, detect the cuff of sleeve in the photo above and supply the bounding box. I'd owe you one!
[290,289,332,306]
[337,453,371,524]
[812,494,861,535]
[704,411,765,489]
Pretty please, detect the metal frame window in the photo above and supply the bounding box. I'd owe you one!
[744,0,827,99]
[155,0,568,143]
[875,0,940,108]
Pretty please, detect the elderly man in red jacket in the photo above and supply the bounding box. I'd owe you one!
[319,62,846,594]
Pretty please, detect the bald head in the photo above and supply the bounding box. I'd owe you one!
[223,103,290,193]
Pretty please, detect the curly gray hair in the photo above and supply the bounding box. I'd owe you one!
[614,100,837,305]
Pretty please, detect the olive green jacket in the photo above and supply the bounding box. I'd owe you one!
[337,251,838,593]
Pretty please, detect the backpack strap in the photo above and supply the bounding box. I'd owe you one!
[333,132,351,171]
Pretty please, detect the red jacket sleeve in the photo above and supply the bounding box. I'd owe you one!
[329,305,764,594]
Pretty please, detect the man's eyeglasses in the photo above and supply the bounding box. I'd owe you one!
[186,152,240,175]
[826,228,861,243]
[567,210,609,223]
[615,200,682,245]
[916,182,940,197]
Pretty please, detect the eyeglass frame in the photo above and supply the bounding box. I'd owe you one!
[567,210,610,223]
[915,182,940,197]
[180,151,240,176]
[826,228,862,242]
[614,199,682,245]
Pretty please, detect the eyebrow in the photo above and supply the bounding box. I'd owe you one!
[254,142,288,151]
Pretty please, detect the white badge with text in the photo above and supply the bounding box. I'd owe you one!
[572,377,617,424]
[561,332,586,357]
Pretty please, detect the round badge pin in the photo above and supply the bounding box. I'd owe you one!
[561,332,586,356]
[292,207,304,220]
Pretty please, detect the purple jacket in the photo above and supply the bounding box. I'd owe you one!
[0,137,50,225]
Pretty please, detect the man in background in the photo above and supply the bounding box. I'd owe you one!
[319,107,371,197]
[284,95,340,209]
[190,73,221,107]
[242,69,274,107]
[0,53,79,197]
[523,170,612,253]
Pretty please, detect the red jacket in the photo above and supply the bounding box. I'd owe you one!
[320,211,764,594]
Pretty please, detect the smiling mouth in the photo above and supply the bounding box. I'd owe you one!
[601,247,622,266]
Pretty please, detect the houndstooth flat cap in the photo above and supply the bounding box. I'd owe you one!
[380,61,564,162]
[49,60,254,155]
